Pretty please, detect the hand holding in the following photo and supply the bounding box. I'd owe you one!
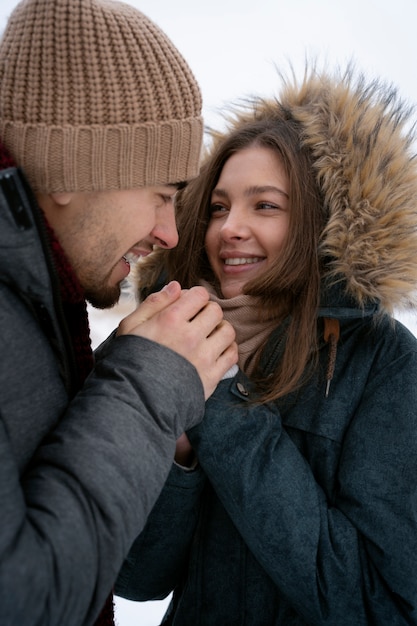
[118,282,238,399]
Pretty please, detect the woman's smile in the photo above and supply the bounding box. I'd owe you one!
[205,145,290,298]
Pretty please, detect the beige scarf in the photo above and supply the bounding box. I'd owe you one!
[200,280,279,376]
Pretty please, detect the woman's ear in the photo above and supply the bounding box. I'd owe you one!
[50,192,73,207]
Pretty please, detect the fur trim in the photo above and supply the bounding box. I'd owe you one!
[211,66,417,313]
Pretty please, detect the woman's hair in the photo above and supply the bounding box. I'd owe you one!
[139,101,326,402]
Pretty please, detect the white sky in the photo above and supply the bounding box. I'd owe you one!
[1,0,417,132]
[1,1,417,623]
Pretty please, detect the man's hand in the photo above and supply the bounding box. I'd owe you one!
[117,281,238,399]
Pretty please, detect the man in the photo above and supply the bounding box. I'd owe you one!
[0,0,237,625]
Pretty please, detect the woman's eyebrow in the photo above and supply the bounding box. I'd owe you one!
[211,188,228,199]
[212,185,289,200]
[245,185,289,199]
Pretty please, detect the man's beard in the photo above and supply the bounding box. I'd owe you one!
[85,282,122,310]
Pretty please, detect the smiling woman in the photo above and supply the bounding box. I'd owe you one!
[2,1,417,624]
[114,66,417,625]
[205,145,290,299]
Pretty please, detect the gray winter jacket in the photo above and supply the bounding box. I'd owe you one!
[115,70,417,624]
[0,166,205,626]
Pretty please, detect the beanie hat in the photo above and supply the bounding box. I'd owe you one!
[0,0,203,193]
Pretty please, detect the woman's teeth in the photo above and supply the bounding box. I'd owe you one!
[224,257,262,265]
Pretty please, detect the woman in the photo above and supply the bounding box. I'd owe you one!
[115,67,417,624]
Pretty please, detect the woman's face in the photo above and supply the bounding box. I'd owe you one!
[205,145,290,298]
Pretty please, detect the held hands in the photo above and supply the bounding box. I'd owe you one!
[117,281,238,399]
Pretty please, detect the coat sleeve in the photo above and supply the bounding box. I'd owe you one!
[0,334,205,626]
[115,462,206,601]
[187,348,417,624]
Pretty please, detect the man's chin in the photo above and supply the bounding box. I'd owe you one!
[86,284,121,310]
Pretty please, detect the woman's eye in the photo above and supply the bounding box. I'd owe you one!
[257,201,280,211]
[209,203,228,216]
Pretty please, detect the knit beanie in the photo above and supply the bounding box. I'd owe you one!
[0,0,203,193]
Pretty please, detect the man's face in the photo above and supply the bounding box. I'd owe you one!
[38,185,179,308]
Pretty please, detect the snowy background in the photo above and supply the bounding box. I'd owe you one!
[2,0,417,623]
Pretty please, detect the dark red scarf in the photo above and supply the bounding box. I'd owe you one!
[0,142,115,625]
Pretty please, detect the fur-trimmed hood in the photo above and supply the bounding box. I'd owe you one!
[210,67,417,315]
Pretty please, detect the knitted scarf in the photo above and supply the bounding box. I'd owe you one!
[199,280,279,376]
[0,142,115,625]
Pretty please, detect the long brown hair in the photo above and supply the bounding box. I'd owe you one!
[139,102,326,402]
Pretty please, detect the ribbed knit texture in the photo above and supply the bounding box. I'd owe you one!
[200,280,279,376]
[0,0,203,192]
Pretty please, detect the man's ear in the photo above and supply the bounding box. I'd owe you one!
[50,192,73,207]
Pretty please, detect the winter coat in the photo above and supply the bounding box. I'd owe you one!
[0,165,205,626]
[115,70,417,624]
[116,289,417,625]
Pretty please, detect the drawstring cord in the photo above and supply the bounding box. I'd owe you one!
[323,318,340,398]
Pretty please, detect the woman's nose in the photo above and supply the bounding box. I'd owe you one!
[220,208,249,240]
